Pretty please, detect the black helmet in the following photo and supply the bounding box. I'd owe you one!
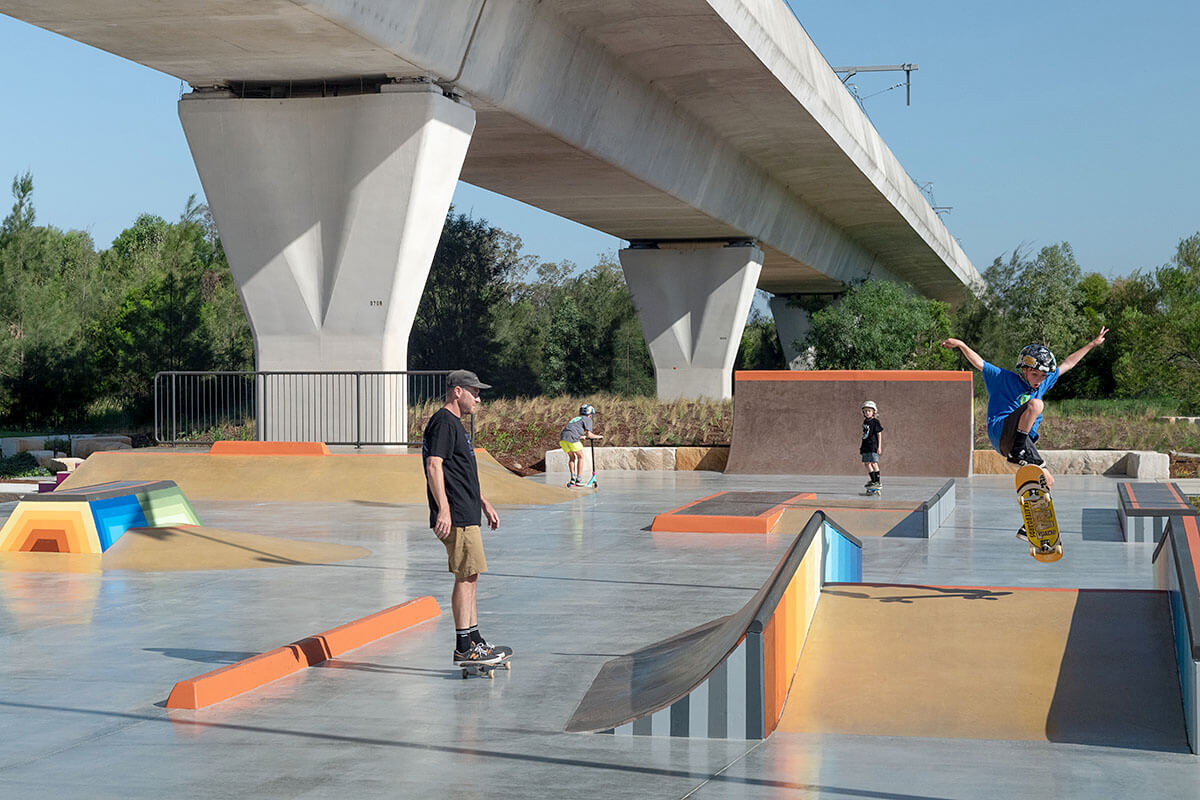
[1016,344,1056,373]
[579,404,595,416]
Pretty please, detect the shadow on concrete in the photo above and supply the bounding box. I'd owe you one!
[1045,589,1188,751]
[0,700,959,800]
[1080,508,1124,542]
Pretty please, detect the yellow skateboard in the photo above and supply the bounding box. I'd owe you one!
[1015,464,1062,562]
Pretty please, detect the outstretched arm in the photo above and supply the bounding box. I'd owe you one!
[1058,327,1109,376]
[940,338,986,371]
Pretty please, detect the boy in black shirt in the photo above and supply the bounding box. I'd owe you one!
[423,369,505,665]
[860,400,883,489]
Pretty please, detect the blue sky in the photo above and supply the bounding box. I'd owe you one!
[0,2,1196,281]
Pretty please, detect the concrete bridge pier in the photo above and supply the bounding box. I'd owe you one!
[619,243,763,400]
[769,293,843,370]
[178,83,475,442]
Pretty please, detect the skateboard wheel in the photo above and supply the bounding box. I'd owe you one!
[461,669,469,679]
[502,661,512,670]
[485,669,494,679]
[1029,546,1037,557]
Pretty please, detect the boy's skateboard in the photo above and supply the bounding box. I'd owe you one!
[1015,464,1062,562]
[863,485,881,497]
[458,646,513,679]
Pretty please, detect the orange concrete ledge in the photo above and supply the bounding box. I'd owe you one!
[651,491,816,534]
[208,441,331,456]
[165,596,440,709]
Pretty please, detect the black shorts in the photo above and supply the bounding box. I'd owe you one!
[998,402,1041,458]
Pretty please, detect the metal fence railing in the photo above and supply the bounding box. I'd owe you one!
[154,370,451,447]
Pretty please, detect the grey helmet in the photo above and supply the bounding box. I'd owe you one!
[1016,344,1056,373]
[579,404,595,416]
[861,400,877,411]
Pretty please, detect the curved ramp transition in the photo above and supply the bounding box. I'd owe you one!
[777,584,1188,750]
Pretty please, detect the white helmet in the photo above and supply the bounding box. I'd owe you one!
[861,400,877,411]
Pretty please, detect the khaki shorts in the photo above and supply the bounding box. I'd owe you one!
[442,525,487,579]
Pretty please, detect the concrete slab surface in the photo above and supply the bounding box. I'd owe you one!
[1,468,1198,798]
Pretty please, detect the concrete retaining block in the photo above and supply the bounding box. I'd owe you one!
[73,438,133,459]
[973,449,1169,479]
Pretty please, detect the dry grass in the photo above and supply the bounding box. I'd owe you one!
[408,393,1200,477]
[410,394,733,474]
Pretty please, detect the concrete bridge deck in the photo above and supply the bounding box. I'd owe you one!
[1,469,1197,798]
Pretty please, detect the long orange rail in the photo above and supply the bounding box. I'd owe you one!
[166,596,440,709]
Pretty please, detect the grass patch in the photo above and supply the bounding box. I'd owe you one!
[0,452,51,479]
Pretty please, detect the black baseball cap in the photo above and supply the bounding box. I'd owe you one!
[447,369,492,390]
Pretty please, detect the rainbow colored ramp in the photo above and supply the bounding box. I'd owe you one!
[0,480,200,554]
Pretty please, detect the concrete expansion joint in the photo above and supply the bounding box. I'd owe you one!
[627,237,758,250]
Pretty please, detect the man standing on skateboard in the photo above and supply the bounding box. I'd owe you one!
[940,328,1109,489]
[423,369,505,666]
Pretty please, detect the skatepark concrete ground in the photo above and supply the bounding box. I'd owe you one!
[1,467,1198,799]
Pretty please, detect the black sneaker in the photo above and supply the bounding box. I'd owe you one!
[1006,447,1045,467]
[453,643,503,666]
[1016,526,1028,541]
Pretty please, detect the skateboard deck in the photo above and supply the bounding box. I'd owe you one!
[457,646,513,679]
[1015,464,1062,562]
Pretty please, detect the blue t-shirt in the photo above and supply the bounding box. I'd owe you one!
[981,362,1059,451]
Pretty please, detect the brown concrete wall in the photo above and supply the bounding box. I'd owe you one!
[725,370,973,477]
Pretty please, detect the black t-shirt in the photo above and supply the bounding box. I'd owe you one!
[422,408,482,528]
[860,417,883,454]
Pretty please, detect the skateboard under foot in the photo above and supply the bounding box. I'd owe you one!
[1015,464,1062,562]
[457,646,513,679]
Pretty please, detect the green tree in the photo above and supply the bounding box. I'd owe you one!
[409,209,529,374]
[736,301,783,370]
[0,173,102,426]
[804,280,955,370]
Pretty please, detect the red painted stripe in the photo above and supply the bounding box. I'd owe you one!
[735,370,972,382]
[1165,482,1190,507]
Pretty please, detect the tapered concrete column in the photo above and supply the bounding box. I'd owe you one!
[619,244,763,400]
[770,293,842,369]
[179,84,474,442]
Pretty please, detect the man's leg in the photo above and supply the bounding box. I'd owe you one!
[451,573,478,630]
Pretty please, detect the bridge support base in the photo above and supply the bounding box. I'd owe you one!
[619,243,762,400]
[179,84,474,442]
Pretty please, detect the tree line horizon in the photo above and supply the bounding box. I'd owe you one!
[2,170,1198,430]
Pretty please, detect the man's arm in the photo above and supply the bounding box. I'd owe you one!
[940,338,986,371]
[1058,327,1109,376]
[424,456,453,539]
[481,494,499,530]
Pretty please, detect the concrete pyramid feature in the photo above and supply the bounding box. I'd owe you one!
[0,480,201,554]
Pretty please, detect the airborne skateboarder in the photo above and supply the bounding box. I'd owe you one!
[941,330,1108,540]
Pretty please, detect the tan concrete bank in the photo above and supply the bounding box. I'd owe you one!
[61,449,581,504]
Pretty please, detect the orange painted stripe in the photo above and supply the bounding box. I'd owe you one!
[655,491,728,517]
[209,441,331,456]
[834,582,1164,594]
[1165,482,1190,506]
[1125,483,1141,509]
[1184,517,1200,594]
[735,370,972,382]
[165,596,440,709]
